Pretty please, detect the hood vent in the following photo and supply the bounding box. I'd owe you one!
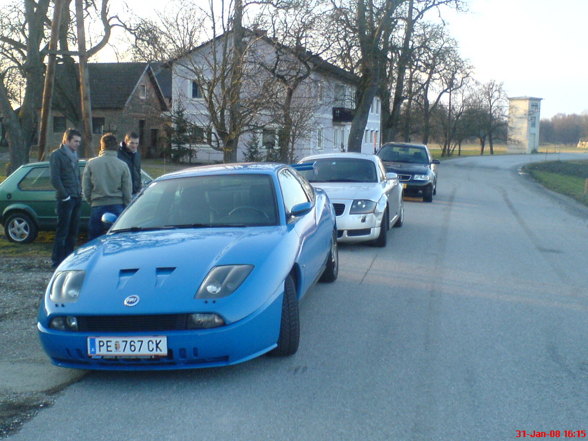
[156,267,176,288]
[117,269,139,289]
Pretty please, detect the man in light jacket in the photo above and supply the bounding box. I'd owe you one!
[82,133,132,240]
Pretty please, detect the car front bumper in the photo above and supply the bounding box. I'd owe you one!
[401,180,432,196]
[38,292,283,371]
[334,210,383,243]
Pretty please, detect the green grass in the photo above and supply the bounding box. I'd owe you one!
[0,231,54,257]
[141,158,192,178]
[524,160,588,207]
[429,143,584,161]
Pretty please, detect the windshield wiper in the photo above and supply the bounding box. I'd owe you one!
[110,226,175,233]
[166,223,212,229]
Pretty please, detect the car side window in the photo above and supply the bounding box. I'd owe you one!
[18,166,53,191]
[292,170,315,203]
[278,169,310,215]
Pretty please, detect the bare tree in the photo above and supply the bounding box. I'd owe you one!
[129,0,271,162]
[252,0,331,162]
[327,0,403,152]
[0,0,123,172]
[412,24,470,145]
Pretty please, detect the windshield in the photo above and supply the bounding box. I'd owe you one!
[298,158,377,183]
[378,145,429,164]
[111,174,279,231]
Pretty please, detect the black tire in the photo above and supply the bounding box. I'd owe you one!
[393,204,404,228]
[423,185,433,203]
[270,275,300,356]
[4,212,38,244]
[319,231,338,283]
[372,209,388,247]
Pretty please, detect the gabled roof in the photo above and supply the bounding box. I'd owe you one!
[54,62,169,110]
[171,29,359,85]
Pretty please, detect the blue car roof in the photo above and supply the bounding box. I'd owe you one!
[157,162,287,181]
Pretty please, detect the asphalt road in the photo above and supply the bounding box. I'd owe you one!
[7,153,588,441]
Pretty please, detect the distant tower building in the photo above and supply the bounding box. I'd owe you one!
[508,97,542,153]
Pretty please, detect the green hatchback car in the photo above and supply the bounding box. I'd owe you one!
[0,161,152,244]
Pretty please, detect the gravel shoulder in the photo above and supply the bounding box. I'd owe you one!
[0,256,84,438]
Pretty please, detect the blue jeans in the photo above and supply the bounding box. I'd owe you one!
[52,197,82,267]
[88,204,124,240]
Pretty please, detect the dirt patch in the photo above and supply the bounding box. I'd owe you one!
[0,256,54,438]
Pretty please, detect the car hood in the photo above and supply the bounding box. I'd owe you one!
[311,182,383,202]
[381,161,429,174]
[52,227,295,320]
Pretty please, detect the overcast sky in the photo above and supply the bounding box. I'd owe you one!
[3,0,586,119]
[118,0,588,119]
[443,0,588,118]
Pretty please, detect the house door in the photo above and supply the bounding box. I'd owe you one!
[150,129,159,157]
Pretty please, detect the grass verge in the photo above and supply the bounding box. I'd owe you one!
[524,160,588,207]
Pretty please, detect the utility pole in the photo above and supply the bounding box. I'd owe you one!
[38,0,66,161]
[75,0,94,158]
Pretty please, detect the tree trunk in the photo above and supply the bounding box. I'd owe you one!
[387,0,414,142]
[38,0,65,161]
[348,84,377,152]
[225,0,244,163]
[75,0,94,158]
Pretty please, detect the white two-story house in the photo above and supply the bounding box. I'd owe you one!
[171,31,381,163]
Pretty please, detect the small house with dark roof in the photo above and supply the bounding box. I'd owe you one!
[48,62,170,157]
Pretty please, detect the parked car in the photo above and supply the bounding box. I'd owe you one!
[377,142,440,202]
[38,163,338,370]
[0,161,152,244]
[297,152,403,247]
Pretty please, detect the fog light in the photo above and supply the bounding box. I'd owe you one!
[66,316,79,331]
[49,316,79,331]
[188,313,225,329]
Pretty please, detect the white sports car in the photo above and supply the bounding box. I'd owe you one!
[297,153,404,247]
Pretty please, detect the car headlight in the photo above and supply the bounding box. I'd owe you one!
[49,316,79,331]
[49,271,85,303]
[413,174,431,181]
[195,265,253,299]
[350,200,377,214]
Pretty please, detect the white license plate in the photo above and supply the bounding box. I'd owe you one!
[88,336,168,357]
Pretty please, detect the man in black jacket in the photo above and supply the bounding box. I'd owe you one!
[49,128,83,268]
[117,132,142,196]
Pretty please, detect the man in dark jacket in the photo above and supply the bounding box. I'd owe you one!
[49,128,83,268]
[117,132,142,196]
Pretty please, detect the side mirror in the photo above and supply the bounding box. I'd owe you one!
[385,172,398,181]
[432,159,440,165]
[101,212,118,226]
[290,201,312,217]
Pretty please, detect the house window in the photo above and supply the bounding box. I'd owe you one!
[139,84,147,99]
[53,116,66,133]
[92,117,105,134]
[334,84,345,106]
[192,81,202,99]
[364,130,369,143]
[317,128,323,150]
[262,128,276,149]
[191,126,205,143]
[316,81,324,103]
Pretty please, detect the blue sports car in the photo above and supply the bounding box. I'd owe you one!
[38,163,338,370]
